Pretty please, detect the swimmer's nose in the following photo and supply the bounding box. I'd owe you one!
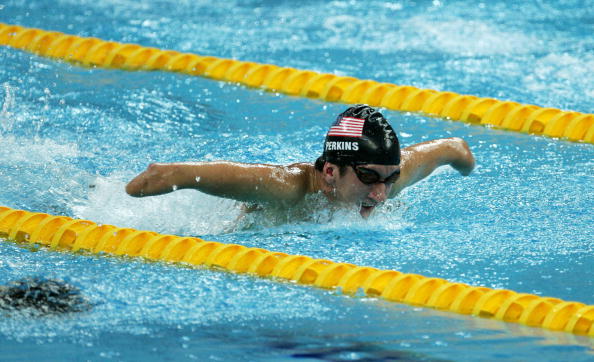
[368,183,387,202]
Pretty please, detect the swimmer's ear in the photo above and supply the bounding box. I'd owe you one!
[322,162,339,184]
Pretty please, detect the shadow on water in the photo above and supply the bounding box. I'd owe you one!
[268,339,451,361]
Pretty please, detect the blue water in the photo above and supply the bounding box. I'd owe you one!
[1,0,593,360]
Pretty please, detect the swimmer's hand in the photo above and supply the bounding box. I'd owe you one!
[449,138,475,176]
[126,162,180,197]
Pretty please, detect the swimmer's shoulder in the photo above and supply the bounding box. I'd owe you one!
[283,162,316,195]
[286,162,315,177]
[240,162,315,209]
[285,162,314,173]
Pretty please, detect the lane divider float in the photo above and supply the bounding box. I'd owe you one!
[0,22,592,144]
[0,205,592,337]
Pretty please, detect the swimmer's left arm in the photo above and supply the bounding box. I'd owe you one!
[389,137,475,197]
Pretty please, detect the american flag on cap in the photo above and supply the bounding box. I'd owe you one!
[327,116,365,137]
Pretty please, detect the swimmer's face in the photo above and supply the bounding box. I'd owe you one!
[324,162,400,218]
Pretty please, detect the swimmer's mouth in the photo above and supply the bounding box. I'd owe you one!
[359,202,377,218]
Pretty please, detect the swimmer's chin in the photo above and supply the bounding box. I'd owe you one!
[359,205,375,219]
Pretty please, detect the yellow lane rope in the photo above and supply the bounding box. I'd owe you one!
[1,205,592,337]
[1,22,593,144]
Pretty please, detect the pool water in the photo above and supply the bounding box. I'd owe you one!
[1,0,593,360]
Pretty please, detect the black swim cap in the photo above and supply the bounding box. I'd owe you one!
[322,105,400,165]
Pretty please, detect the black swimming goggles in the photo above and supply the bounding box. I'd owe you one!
[351,163,400,185]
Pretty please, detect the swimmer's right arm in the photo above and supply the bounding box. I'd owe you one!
[389,137,475,196]
[125,162,309,204]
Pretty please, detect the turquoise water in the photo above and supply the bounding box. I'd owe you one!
[1,0,593,360]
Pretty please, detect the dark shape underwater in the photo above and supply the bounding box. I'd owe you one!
[0,277,92,315]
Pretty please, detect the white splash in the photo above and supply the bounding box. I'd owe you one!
[0,82,15,134]
[72,173,242,236]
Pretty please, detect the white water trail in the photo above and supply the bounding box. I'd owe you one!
[0,82,15,134]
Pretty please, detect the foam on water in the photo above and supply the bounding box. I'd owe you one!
[525,52,594,106]
[72,174,242,236]
[401,16,541,56]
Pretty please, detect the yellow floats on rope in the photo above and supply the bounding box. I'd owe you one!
[1,205,593,337]
[0,22,593,144]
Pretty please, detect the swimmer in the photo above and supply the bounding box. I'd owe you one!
[0,277,91,315]
[126,105,475,219]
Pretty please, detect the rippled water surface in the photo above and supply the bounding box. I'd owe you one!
[1,0,593,360]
